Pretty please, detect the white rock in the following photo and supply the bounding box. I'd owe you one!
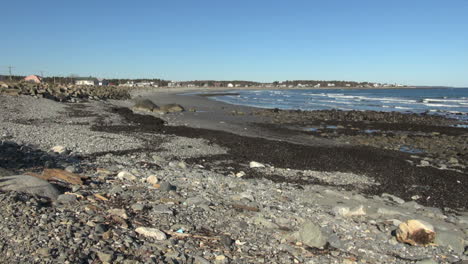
[249,161,265,168]
[235,171,246,178]
[51,145,67,154]
[117,171,137,181]
[333,205,366,217]
[135,227,167,240]
[146,175,159,185]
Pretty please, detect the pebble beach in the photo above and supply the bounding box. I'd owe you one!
[0,84,467,263]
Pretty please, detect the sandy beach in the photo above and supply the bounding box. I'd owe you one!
[0,88,467,263]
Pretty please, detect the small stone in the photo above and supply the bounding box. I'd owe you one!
[159,182,176,192]
[131,203,145,211]
[97,251,115,263]
[117,171,137,181]
[135,227,167,240]
[36,247,51,257]
[65,166,78,173]
[333,205,366,217]
[51,145,67,154]
[297,221,327,248]
[57,194,78,204]
[108,208,128,219]
[177,161,187,169]
[95,224,109,234]
[146,175,159,185]
[249,161,265,168]
[382,193,405,204]
[235,171,246,178]
[185,196,210,207]
[220,235,234,247]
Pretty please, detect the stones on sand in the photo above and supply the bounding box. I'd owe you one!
[0,175,60,200]
[396,219,435,246]
[135,227,167,240]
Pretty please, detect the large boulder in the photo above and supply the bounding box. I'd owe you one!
[396,219,435,246]
[132,99,158,112]
[0,175,60,200]
[155,104,185,114]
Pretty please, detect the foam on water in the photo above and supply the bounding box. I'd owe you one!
[208,88,468,121]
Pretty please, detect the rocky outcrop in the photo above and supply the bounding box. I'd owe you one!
[0,82,132,101]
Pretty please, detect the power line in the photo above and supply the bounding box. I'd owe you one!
[6,66,15,80]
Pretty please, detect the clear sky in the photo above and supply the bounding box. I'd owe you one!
[1,0,467,86]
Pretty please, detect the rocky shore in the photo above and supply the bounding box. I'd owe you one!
[0,89,467,263]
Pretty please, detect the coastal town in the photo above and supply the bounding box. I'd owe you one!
[0,74,407,89]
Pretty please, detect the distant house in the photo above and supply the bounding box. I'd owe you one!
[313,84,321,88]
[327,83,335,87]
[345,84,351,87]
[75,79,96,86]
[24,75,42,83]
[96,78,109,86]
[227,83,234,88]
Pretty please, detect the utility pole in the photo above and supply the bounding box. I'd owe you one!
[7,66,15,80]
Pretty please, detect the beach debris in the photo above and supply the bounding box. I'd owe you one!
[396,219,435,246]
[135,227,167,240]
[249,161,265,168]
[28,169,86,185]
[94,193,109,201]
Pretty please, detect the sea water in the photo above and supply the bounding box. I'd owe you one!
[207,88,468,121]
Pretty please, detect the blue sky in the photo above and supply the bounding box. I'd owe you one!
[1,0,467,86]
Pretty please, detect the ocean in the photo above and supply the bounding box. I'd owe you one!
[207,88,468,122]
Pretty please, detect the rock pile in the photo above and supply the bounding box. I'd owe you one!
[0,81,132,101]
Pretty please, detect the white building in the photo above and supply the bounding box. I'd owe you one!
[75,79,95,86]
[328,83,335,87]
[227,83,234,88]
[314,84,321,88]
